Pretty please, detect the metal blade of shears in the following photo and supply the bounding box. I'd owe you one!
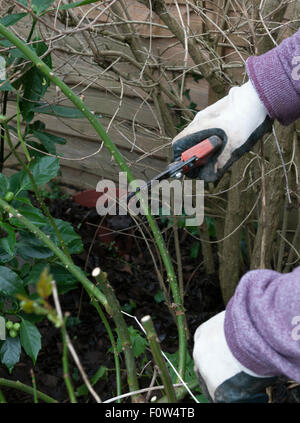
[127,156,197,202]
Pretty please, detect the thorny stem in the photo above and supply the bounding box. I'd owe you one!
[92,268,141,402]
[61,315,77,403]
[0,23,187,378]
[30,369,38,404]
[89,297,122,402]
[51,280,101,403]
[0,389,6,403]
[141,315,177,403]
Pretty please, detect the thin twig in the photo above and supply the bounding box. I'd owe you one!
[51,280,101,403]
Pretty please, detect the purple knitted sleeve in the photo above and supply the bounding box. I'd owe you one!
[224,267,300,381]
[246,28,300,125]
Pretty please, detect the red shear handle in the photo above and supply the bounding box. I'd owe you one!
[181,135,223,167]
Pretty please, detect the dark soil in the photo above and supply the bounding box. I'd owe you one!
[0,195,299,403]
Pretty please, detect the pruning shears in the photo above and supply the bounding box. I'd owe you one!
[127,135,223,202]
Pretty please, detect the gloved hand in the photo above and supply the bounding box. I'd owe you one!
[193,311,277,402]
[172,81,273,182]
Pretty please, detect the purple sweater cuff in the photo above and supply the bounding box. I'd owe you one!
[246,29,300,126]
[224,267,300,381]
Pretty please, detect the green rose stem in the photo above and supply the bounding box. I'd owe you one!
[92,268,140,400]
[0,197,107,307]
[89,298,122,402]
[0,388,6,403]
[61,316,77,403]
[141,315,177,403]
[30,369,38,403]
[0,23,186,377]
[0,378,57,403]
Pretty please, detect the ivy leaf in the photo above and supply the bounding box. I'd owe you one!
[0,266,25,295]
[20,318,41,364]
[0,337,21,373]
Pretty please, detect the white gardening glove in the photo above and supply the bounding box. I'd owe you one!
[172,81,272,181]
[193,311,277,402]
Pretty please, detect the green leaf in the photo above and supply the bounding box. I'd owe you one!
[17,231,53,260]
[20,318,41,364]
[20,156,60,189]
[16,0,28,6]
[0,173,9,196]
[33,104,86,119]
[31,0,56,15]
[128,326,147,358]
[9,204,48,228]
[60,0,103,10]
[20,38,52,122]
[46,264,79,293]
[154,290,164,303]
[0,80,14,91]
[0,247,15,264]
[0,337,21,373]
[0,266,25,295]
[17,216,83,260]
[51,219,83,254]
[32,130,66,154]
[76,366,108,397]
[0,13,27,27]
[189,242,200,259]
[205,216,216,238]
[26,263,78,294]
[165,350,197,384]
[0,222,16,256]
[195,393,209,403]
[0,40,29,60]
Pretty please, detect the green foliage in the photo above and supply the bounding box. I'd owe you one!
[154,290,164,303]
[19,317,41,364]
[0,14,27,28]
[0,6,87,374]
[164,350,196,384]
[76,366,108,397]
[59,0,105,11]
[33,104,88,119]
[116,326,148,359]
[122,299,137,313]
[31,0,57,15]
[0,337,21,373]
